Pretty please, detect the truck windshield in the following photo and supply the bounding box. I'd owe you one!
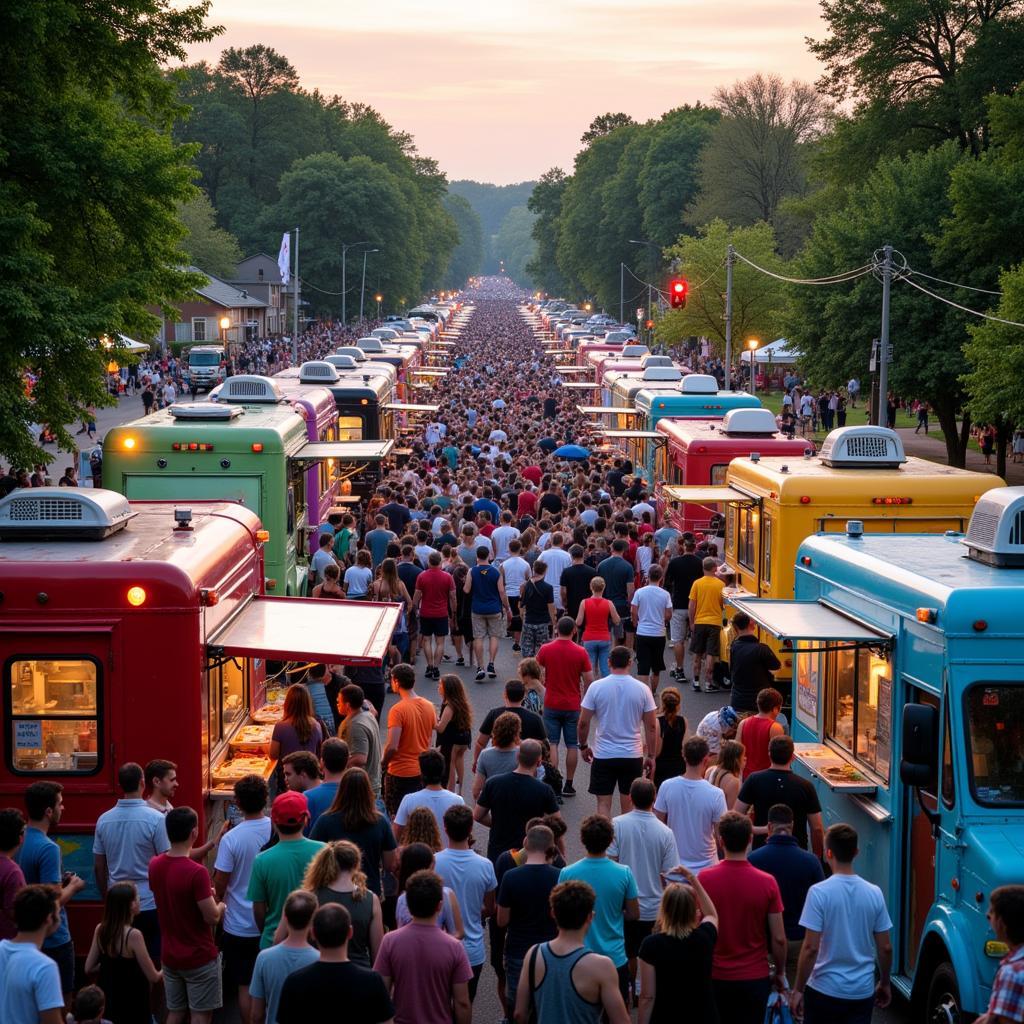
[967,684,1024,805]
[190,352,220,366]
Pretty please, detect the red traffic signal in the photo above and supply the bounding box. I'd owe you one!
[669,278,689,308]
[645,319,655,330]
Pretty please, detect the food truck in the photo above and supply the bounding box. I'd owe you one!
[356,336,420,400]
[663,426,1002,685]
[104,378,393,595]
[0,488,400,945]
[727,486,1024,1021]
[653,409,814,531]
[276,367,395,443]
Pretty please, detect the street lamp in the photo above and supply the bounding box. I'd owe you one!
[359,249,380,322]
[374,293,383,319]
[747,338,760,396]
[340,241,371,325]
[219,316,231,342]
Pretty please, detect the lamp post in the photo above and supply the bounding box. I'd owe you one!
[219,315,232,366]
[340,241,370,325]
[359,249,380,322]
[374,293,383,319]
[747,338,760,396]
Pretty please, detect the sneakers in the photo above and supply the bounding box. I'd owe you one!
[487,663,497,679]
[512,643,521,652]
[704,683,722,693]
[563,780,576,797]
[692,680,701,692]
[475,669,486,682]
[455,657,465,667]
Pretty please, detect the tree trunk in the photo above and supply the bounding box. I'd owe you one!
[934,399,968,466]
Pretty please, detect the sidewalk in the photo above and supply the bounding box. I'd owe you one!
[894,427,1020,484]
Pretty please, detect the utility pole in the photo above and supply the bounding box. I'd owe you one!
[878,244,893,428]
[724,244,734,390]
[619,263,624,325]
[291,226,299,363]
[647,283,653,346]
[359,249,379,322]
[341,245,347,327]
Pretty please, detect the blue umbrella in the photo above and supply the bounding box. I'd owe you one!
[552,444,591,460]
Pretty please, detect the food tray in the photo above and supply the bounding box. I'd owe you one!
[250,702,283,724]
[794,742,877,794]
[211,754,275,791]
[229,724,274,755]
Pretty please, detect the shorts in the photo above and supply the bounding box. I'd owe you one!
[669,608,689,645]
[44,939,75,994]
[520,622,549,658]
[625,919,655,959]
[508,596,522,632]
[419,615,450,637]
[221,931,261,987]
[635,634,667,675]
[589,756,644,796]
[472,612,505,639]
[544,708,580,748]
[690,623,721,657]
[164,955,223,1013]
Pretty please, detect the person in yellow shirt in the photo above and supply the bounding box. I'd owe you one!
[687,557,726,694]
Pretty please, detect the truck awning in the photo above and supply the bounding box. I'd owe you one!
[562,381,602,390]
[383,402,441,413]
[209,597,401,665]
[727,598,892,645]
[553,366,591,374]
[290,440,394,463]
[661,484,756,504]
[412,368,449,376]
[576,405,637,417]
[600,429,665,441]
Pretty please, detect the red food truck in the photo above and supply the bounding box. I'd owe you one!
[654,408,815,532]
[0,487,399,945]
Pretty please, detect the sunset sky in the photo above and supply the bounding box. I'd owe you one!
[186,0,829,184]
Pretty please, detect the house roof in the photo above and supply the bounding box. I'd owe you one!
[190,266,268,309]
[233,252,299,290]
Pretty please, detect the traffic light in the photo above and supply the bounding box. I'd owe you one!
[669,278,689,308]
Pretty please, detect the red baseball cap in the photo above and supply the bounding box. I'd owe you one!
[271,790,308,826]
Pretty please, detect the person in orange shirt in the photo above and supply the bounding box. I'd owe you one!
[382,664,438,818]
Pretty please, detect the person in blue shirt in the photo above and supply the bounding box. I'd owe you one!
[464,546,511,682]
[16,782,85,1010]
[304,739,350,829]
[559,814,640,1009]
[472,487,501,525]
[0,884,66,1024]
[748,803,825,985]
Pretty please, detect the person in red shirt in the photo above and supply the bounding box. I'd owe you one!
[522,465,542,487]
[413,551,457,679]
[148,807,226,1024]
[536,617,594,798]
[698,811,787,1024]
[516,486,538,519]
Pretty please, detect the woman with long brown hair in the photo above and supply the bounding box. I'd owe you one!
[401,806,443,852]
[436,673,472,792]
[269,683,323,762]
[705,739,744,809]
[653,687,687,787]
[309,768,397,897]
[370,557,412,663]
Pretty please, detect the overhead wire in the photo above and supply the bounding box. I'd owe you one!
[732,249,874,285]
[898,274,1024,328]
[904,268,1002,297]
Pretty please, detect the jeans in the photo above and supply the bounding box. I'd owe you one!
[804,986,875,1024]
[712,977,772,1024]
[584,639,612,677]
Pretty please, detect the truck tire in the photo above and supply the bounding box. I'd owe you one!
[927,962,968,1024]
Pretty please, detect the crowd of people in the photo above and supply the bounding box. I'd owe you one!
[2,281,1023,1024]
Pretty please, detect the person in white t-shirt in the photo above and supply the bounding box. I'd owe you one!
[212,774,273,1023]
[578,646,658,818]
[630,565,674,690]
[393,750,465,848]
[541,533,573,609]
[792,823,893,1023]
[499,540,531,650]
[654,735,727,870]
[489,511,521,565]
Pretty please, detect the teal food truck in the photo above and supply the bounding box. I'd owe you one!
[729,486,1024,1021]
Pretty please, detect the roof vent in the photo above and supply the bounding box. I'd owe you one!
[170,402,244,421]
[641,365,683,382]
[217,375,283,404]
[680,374,718,394]
[325,355,358,371]
[963,488,1024,567]
[335,347,367,362]
[298,360,340,384]
[622,345,649,357]
[721,408,778,436]
[818,426,906,469]
[640,354,673,368]
[356,337,385,353]
[0,488,136,541]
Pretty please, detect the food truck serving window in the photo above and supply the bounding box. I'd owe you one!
[736,505,758,571]
[826,647,891,783]
[967,684,1024,805]
[208,658,248,749]
[338,416,363,441]
[7,658,101,775]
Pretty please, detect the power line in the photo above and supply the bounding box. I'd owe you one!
[732,249,874,285]
[905,268,1002,297]
[898,275,1024,328]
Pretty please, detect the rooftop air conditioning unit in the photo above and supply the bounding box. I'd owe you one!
[356,338,385,353]
[818,426,906,469]
[298,361,340,384]
[170,403,244,421]
[217,376,283,404]
[963,487,1024,567]
[622,345,649,358]
[721,409,779,435]
[325,355,359,371]
[679,374,718,394]
[0,488,136,541]
[335,347,367,362]
[639,355,673,368]
[641,366,683,382]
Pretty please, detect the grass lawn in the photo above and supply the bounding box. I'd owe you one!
[755,389,918,444]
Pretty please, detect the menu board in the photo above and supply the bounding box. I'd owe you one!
[795,647,819,729]
[876,675,892,767]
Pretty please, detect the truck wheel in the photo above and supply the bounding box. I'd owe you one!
[927,962,965,1024]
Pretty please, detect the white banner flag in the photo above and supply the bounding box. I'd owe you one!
[277,231,291,285]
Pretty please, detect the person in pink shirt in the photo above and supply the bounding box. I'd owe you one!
[0,808,27,939]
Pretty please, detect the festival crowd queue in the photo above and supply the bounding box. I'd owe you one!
[2,280,1023,1024]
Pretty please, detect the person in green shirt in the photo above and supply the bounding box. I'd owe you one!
[247,792,323,948]
[442,443,459,470]
[333,514,355,562]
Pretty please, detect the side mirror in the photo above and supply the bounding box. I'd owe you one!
[900,702,938,788]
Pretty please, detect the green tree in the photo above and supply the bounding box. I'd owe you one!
[581,112,636,146]
[493,206,536,286]
[177,192,243,277]
[0,0,215,465]
[442,194,484,288]
[657,220,787,357]
[527,168,573,295]
[786,143,972,463]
